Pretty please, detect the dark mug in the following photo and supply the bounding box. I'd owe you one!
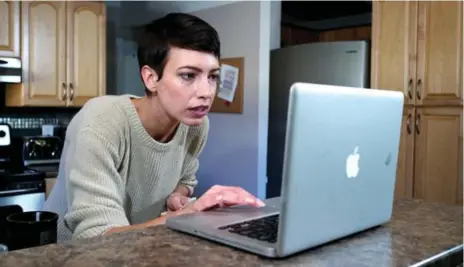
[6,211,58,251]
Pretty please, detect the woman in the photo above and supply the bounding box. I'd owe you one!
[43,12,264,242]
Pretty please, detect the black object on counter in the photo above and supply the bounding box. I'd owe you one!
[6,211,58,251]
[0,205,22,246]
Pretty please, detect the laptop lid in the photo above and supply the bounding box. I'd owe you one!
[276,83,404,257]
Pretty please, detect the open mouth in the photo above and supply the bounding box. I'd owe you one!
[188,105,208,112]
[188,105,210,118]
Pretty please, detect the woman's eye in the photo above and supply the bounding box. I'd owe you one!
[209,74,219,82]
[180,73,195,81]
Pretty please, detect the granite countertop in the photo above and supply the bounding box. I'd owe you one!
[0,199,462,267]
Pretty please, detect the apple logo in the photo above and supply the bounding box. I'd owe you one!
[346,146,360,179]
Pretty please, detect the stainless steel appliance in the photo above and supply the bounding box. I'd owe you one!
[0,57,22,84]
[0,124,46,212]
[11,136,62,174]
[267,41,370,198]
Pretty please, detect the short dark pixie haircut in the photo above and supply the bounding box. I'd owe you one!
[134,13,221,94]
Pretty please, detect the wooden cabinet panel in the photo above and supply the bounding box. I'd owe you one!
[281,25,319,47]
[8,1,67,106]
[66,1,106,107]
[394,106,463,205]
[416,1,463,106]
[372,1,463,106]
[5,1,106,107]
[371,1,417,105]
[372,1,463,205]
[281,24,371,47]
[0,0,20,57]
[394,107,415,200]
[413,107,462,205]
[319,26,371,42]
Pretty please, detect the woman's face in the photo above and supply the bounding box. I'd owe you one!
[142,47,220,126]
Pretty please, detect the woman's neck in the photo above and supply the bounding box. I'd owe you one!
[131,96,179,143]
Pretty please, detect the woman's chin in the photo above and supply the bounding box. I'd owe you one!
[181,116,205,126]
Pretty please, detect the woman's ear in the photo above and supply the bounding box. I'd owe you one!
[140,65,159,94]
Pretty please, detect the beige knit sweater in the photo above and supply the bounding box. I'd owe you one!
[43,94,208,242]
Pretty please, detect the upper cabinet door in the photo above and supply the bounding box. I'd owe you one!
[66,1,106,107]
[370,1,418,105]
[0,1,20,57]
[20,1,67,106]
[416,1,463,106]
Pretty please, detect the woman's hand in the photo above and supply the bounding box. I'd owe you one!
[181,185,265,214]
[166,192,191,211]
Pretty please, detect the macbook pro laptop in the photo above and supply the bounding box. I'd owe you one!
[166,82,404,258]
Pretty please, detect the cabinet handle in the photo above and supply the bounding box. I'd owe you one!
[69,83,75,101]
[415,113,421,135]
[407,79,413,100]
[62,82,67,101]
[416,79,422,100]
[406,113,412,134]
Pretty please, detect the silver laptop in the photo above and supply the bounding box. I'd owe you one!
[166,82,404,258]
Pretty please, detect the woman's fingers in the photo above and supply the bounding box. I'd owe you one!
[179,196,191,206]
[192,186,265,211]
[192,193,223,211]
[206,185,265,206]
[220,189,265,207]
[232,186,265,207]
[171,198,183,210]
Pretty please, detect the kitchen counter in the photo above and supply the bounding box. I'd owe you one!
[0,199,462,267]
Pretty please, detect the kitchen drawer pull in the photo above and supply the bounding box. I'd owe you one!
[62,82,67,101]
[415,113,421,134]
[407,79,413,100]
[69,83,75,101]
[406,113,412,134]
[416,79,422,100]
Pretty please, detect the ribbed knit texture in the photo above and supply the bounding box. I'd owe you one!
[43,94,208,242]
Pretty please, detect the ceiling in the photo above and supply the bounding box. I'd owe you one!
[281,1,372,31]
[282,1,372,21]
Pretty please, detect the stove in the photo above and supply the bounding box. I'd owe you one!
[0,124,48,213]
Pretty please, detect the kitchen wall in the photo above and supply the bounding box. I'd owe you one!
[191,1,275,199]
[107,1,281,199]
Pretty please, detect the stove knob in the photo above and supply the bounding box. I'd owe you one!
[0,130,5,138]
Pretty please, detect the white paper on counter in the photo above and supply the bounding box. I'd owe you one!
[217,64,239,102]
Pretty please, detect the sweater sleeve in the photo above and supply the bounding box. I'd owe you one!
[179,117,209,196]
[63,127,129,240]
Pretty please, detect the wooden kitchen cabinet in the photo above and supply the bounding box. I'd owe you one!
[394,107,415,200]
[371,1,416,104]
[319,26,371,42]
[413,107,463,205]
[5,1,106,107]
[371,1,462,106]
[372,1,463,205]
[0,1,20,57]
[415,2,463,106]
[396,106,463,205]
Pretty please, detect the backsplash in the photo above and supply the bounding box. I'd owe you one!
[0,114,74,129]
[0,84,79,130]
[0,88,79,141]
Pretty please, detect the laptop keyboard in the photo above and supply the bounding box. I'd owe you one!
[218,214,279,243]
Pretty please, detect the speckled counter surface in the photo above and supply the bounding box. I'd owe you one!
[0,199,462,267]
